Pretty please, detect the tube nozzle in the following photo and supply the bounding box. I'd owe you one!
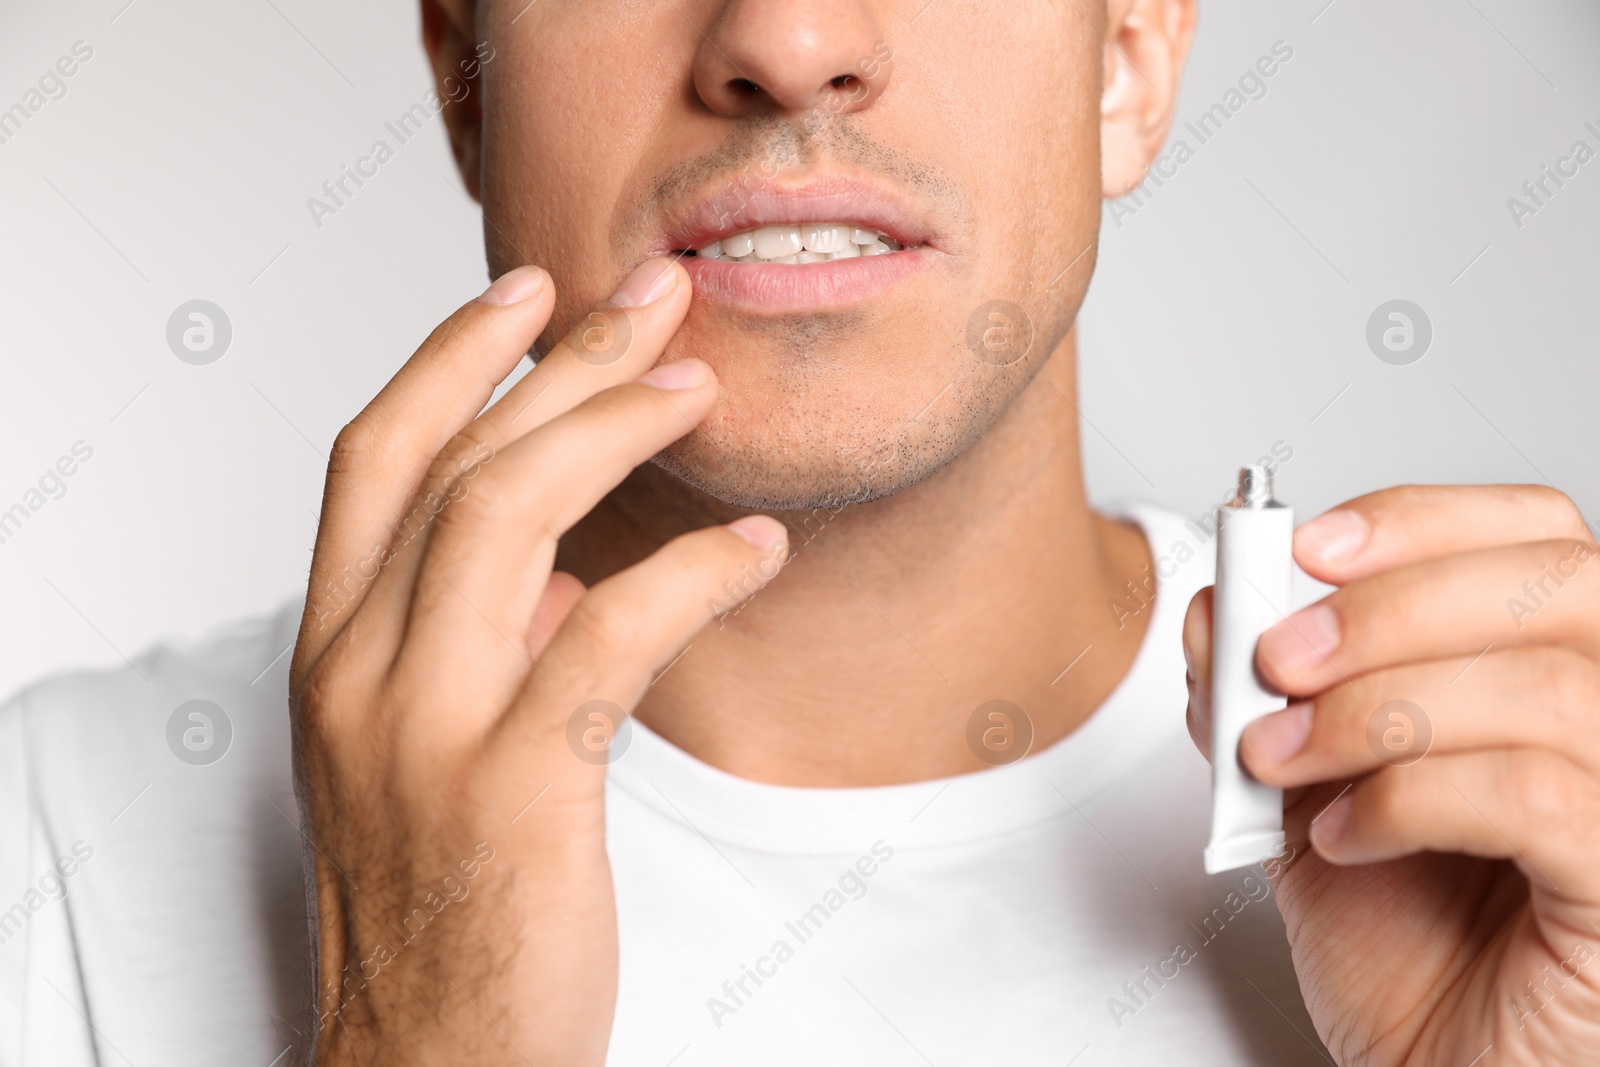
[1235,465,1277,510]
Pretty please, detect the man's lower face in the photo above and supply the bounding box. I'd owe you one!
[475,0,1105,510]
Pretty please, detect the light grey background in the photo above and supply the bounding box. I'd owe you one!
[2,0,1596,699]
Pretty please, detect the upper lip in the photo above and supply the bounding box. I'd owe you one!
[656,174,941,256]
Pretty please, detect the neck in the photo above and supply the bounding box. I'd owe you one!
[558,329,1154,786]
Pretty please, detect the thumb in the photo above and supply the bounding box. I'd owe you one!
[1184,585,1214,762]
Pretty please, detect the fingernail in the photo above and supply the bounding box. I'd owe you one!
[1312,792,1353,849]
[1296,510,1368,566]
[478,265,545,305]
[1259,604,1340,679]
[608,258,678,308]
[727,515,788,553]
[1245,701,1313,766]
[637,359,708,391]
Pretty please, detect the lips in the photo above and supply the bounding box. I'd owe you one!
[680,249,931,311]
[653,175,944,313]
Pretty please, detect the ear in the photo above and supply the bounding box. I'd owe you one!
[1100,0,1198,199]
[421,0,484,200]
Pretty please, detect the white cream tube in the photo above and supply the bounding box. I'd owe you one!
[1204,465,1293,875]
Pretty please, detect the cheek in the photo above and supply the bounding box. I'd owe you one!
[480,19,673,302]
[896,13,1102,311]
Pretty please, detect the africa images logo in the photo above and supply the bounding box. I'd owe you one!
[166,700,233,766]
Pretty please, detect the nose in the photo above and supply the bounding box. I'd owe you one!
[692,0,892,118]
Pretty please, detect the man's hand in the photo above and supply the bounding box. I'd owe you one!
[1185,484,1600,1066]
[288,259,788,1065]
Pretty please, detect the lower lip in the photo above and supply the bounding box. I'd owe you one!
[681,248,933,313]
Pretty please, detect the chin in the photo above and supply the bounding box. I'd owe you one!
[648,363,1027,513]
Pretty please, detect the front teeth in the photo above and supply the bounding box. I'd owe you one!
[751,227,802,259]
[694,223,907,264]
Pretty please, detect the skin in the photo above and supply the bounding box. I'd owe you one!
[285,0,1599,1063]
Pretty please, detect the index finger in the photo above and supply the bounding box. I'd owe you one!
[1291,484,1595,586]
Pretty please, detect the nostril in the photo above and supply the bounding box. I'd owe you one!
[692,3,891,118]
